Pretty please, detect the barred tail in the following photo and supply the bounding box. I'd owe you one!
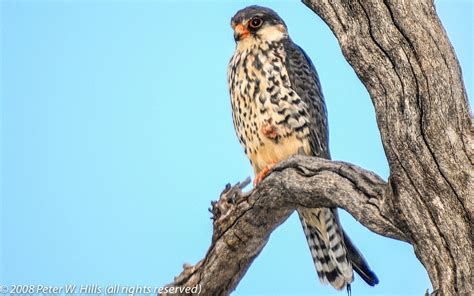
[298,208,379,290]
[298,208,353,290]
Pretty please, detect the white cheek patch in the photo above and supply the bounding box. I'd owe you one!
[257,25,287,42]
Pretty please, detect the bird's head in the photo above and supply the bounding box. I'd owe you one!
[231,5,288,44]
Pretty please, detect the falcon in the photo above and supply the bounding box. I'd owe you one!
[227,5,379,291]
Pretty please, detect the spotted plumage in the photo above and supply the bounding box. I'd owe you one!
[227,5,379,291]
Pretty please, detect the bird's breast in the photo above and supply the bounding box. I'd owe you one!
[228,42,312,174]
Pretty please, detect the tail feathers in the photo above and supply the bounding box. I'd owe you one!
[299,208,353,290]
[342,229,379,286]
[299,208,379,290]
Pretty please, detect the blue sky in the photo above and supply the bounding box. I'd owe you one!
[1,0,472,295]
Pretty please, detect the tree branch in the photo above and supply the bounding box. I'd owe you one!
[302,0,472,294]
[162,155,407,296]
[164,0,472,294]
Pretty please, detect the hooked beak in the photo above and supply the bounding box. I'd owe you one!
[234,23,250,42]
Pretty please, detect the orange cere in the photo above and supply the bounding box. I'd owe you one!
[235,23,250,39]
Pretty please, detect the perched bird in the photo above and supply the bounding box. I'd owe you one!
[227,5,379,291]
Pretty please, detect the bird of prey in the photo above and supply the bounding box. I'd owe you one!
[227,5,379,291]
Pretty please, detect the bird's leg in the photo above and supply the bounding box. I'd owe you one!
[253,160,277,187]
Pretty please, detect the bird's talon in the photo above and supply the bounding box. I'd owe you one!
[253,162,276,187]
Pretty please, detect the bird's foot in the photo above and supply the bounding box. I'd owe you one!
[253,161,276,187]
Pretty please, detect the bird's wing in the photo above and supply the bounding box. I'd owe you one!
[283,40,330,159]
[285,40,380,289]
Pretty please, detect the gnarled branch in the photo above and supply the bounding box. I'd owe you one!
[301,0,472,295]
[164,0,472,295]
[162,155,406,296]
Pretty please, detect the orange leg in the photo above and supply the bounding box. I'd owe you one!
[253,161,277,187]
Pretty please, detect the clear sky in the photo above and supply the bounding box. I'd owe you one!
[1,0,472,295]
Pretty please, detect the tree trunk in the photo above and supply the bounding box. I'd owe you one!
[163,0,472,295]
[302,0,472,294]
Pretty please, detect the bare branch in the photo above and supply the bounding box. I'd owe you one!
[164,0,472,295]
[302,0,472,294]
[162,155,407,296]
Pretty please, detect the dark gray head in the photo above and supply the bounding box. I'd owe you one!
[231,5,288,43]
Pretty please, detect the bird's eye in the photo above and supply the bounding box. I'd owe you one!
[249,17,263,29]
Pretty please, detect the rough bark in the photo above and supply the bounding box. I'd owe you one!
[164,0,472,295]
[163,156,407,296]
[301,0,472,295]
